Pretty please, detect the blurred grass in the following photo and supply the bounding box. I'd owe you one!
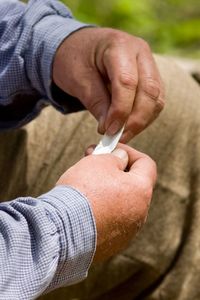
[62,0,200,58]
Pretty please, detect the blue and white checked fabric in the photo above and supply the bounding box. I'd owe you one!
[0,186,96,299]
[0,0,89,129]
[0,1,97,299]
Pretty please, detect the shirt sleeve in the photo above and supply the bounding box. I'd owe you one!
[0,0,89,130]
[0,185,97,300]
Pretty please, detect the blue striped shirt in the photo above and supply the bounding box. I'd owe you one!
[0,1,97,299]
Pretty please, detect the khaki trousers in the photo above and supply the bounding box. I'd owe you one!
[0,55,200,300]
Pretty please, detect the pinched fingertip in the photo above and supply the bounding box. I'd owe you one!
[112,148,129,170]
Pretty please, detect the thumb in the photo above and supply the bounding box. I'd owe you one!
[111,148,129,171]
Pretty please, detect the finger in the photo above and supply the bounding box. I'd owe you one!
[87,147,129,171]
[79,71,111,134]
[129,154,157,186]
[114,143,157,186]
[103,45,138,135]
[85,144,96,156]
[137,44,164,102]
[121,47,165,142]
[120,89,164,142]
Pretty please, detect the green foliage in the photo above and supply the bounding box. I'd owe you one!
[62,0,200,58]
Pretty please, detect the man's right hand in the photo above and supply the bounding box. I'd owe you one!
[53,28,165,142]
[57,144,157,262]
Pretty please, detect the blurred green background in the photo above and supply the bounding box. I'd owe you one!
[62,0,200,58]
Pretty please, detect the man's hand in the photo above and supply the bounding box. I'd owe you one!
[53,28,165,142]
[57,144,157,261]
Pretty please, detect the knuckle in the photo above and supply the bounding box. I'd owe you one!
[130,116,147,133]
[142,78,161,99]
[104,33,130,61]
[118,72,138,91]
[151,97,165,117]
[144,156,157,179]
[157,98,165,111]
[111,105,130,121]
[137,38,151,51]
[108,29,129,45]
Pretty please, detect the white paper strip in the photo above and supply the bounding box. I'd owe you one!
[93,125,125,155]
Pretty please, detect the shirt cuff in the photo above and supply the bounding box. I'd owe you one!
[25,7,92,111]
[38,185,97,290]
[36,17,90,102]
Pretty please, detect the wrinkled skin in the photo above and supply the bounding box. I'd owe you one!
[54,27,159,261]
[53,27,165,142]
[57,144,157,261]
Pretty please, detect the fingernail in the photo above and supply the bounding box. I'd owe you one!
[112,148,128,161]
[107,120,122,136]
